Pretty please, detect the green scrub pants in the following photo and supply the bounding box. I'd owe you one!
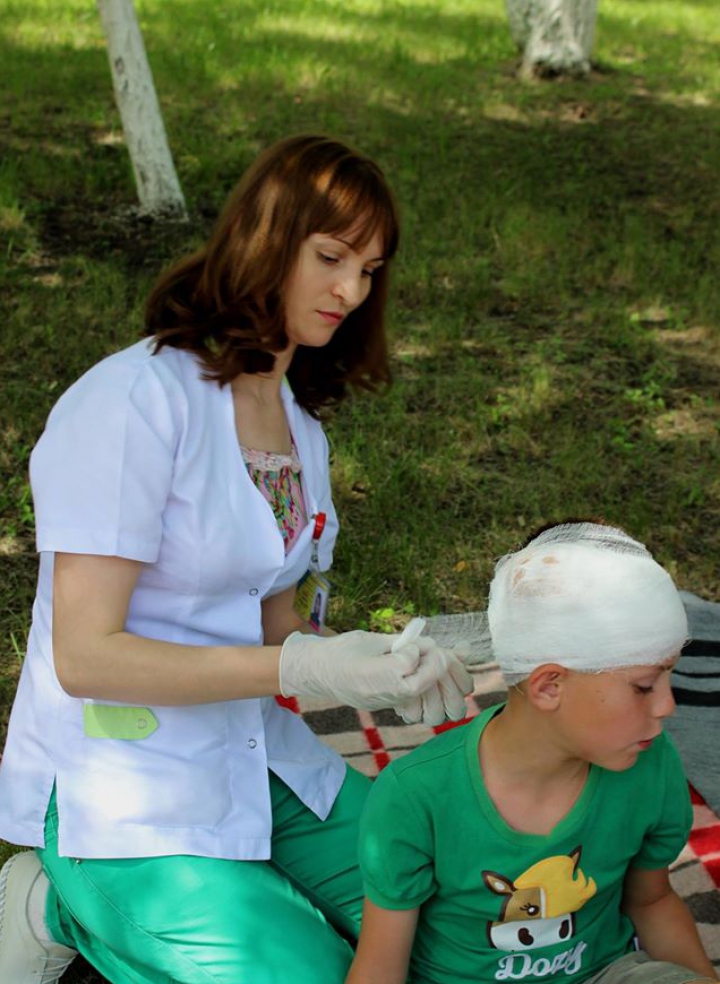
[38,767,370,984]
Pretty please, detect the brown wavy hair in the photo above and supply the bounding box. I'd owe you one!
[145,134,400,417]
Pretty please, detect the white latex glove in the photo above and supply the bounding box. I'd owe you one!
[394,660,474,726]
[279,627,454,711]
[391,618,474,727]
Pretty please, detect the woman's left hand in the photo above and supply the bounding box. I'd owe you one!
[392,651,473,726]
[388,619,473,727]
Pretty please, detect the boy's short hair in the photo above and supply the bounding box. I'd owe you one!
[488,521,688,684]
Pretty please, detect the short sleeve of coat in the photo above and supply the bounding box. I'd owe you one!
[31,347,182,563]
[631,733,693,870]
[358,766,437,910]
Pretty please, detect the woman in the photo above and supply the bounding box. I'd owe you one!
[0,135,471,984]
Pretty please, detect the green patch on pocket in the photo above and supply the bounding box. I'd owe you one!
[83,704,158,740]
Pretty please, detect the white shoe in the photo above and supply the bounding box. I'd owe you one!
[0,851,77,984]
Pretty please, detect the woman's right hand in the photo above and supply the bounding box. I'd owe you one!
[279,627,472,722]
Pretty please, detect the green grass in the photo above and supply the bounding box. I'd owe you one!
[1,0,720,977]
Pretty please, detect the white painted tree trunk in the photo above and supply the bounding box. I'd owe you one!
[97,0,187,218]
[505,0,598,78]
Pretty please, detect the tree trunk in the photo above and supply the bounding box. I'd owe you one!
[505,0,598,78]
[97,0,187,218]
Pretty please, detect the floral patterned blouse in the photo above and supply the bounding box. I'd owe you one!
[241,443,308,553]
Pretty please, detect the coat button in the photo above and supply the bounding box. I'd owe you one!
[249,588,258,596]
[247,739,257,749]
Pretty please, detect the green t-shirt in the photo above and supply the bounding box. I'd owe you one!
[358,705,692,984]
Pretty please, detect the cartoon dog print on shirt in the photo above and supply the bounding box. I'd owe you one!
[483,847,597,953]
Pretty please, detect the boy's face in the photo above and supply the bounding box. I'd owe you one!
[555,656,677,772]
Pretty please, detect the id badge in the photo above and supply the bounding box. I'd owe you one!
[294,569,331,633]
[293,512,331,633]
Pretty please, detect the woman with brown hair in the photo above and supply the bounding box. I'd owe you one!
[0,135,471,984]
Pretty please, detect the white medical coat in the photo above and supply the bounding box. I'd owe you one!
[0,340,345,859]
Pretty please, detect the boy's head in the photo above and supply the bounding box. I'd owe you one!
[488,521,688,685]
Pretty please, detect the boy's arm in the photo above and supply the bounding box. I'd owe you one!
[622,866,718,981]
[345,898,419,984]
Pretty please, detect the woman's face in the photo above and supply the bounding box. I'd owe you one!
[283,228,385,348]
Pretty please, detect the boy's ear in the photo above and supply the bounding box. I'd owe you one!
[526,664,568,711]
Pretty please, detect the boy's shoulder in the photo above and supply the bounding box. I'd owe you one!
[380,706,500,787]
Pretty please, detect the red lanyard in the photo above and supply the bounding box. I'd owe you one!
[310,512,326,570]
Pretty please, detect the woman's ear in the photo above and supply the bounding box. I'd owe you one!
[526,664,567,711]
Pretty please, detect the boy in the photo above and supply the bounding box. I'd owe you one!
[346,521,718,984]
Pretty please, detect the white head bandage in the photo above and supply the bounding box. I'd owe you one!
[488,522,688,683]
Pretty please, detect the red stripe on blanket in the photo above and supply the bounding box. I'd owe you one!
[699,856,720,888]
[689,824,720,858]
[433,715,472,735]
[363,726,391,771]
